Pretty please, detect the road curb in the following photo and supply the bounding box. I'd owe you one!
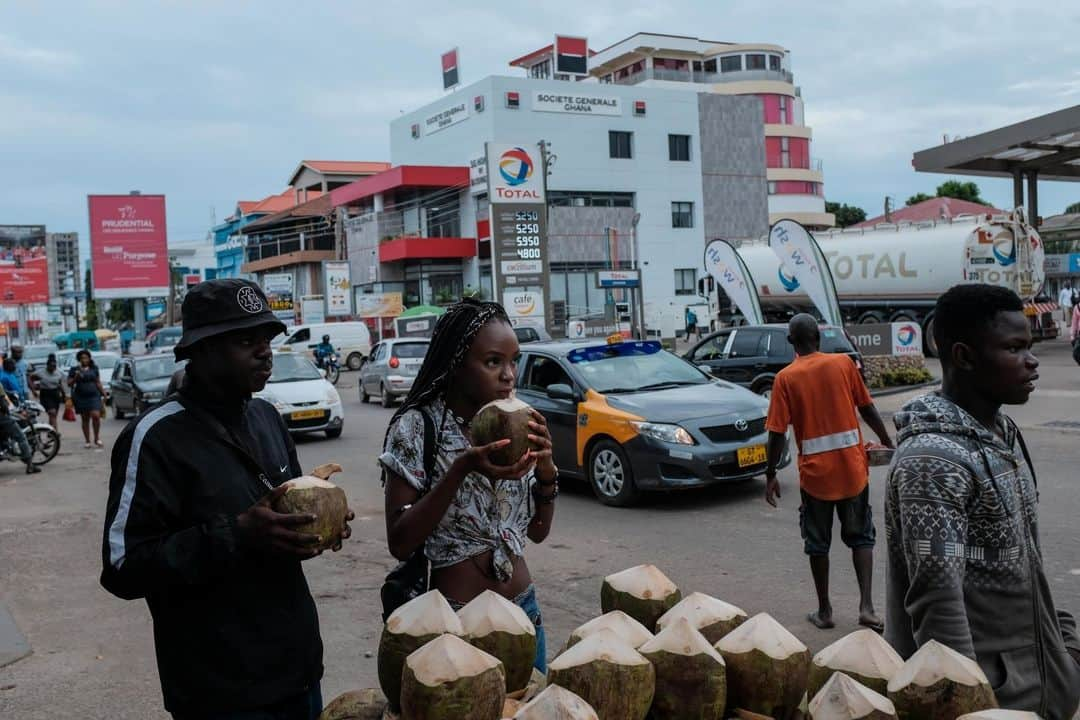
[0,602,31,668]
[869,379,942,398]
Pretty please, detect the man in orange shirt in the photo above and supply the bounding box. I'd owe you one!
[764,314,893,631]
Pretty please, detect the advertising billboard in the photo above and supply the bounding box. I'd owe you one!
[262,273,295,321]
[503,289,546,329]
[323,261,353,317]
[0,225,49,305]
[355,291,404,318]
[88,195,169,299]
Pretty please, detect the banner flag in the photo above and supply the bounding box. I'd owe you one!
[768,219,843,326]
[704,239,765,325]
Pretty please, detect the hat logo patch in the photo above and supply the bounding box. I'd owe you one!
[237,286,264,314]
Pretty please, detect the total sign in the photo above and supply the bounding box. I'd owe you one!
[891,322,922,356]
[486,143,545,204]
[503,289,545,329]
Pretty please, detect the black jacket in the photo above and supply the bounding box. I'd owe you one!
[100,381,323,715]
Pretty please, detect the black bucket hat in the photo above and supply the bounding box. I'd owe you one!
[174,279,286,360]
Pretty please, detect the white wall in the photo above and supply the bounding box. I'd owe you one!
[768,194,827,214]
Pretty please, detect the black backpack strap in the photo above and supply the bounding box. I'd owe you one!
[419,406,437,484]
[1009,417,1037,490]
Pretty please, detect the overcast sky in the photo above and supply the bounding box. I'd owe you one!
[2,1,1078,252]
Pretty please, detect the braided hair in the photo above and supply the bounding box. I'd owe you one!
[385,298,510,441]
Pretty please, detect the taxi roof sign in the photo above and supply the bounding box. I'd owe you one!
[568,340,661,364]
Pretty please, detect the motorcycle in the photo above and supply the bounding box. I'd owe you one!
[0,400,61,467]
[316,352,341,385]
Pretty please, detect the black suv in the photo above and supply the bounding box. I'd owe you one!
[684,324,862,397]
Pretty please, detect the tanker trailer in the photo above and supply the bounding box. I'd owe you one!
[730,210,1054,355]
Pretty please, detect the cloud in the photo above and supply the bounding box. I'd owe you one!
[1007,72,1080,98]
[0,32,80,69]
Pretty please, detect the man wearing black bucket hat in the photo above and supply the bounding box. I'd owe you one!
[100,279,352,720]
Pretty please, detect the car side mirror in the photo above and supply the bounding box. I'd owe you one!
[697,364,715,375]
[547,383,577,402]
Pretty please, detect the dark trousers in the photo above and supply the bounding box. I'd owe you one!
[172,684,322,720]
[0,414,31,463]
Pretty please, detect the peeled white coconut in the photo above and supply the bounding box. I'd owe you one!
[809,672,897,720]
[715,612,811,718]
[271,474,349,551]
[378,590,465,713]
[655,591,748,645]
[547,628,655,720]
[956,712,1041,720]
[513,685,599,719]
[566,610,653,650]
[808,629,905,697]
[400,633,505,720]
[599,564,681,631]
[886,640,997,719]
[458,590,537,694]
[470,397,535,466]
[638,617,726,719]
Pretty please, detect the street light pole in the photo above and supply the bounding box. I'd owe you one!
[631,212,643,339]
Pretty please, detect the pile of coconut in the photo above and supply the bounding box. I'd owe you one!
[328,555,1006,719]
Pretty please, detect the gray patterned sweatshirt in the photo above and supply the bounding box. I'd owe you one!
[885,392,1080,719]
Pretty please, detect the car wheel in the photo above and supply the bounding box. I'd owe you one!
[346,353,364,371]
[588,439,639,507]
[114,404,125,419]
[360,382,371,403]
[753,380,774,400]
[380,384,394,408]
[325,427,343,439]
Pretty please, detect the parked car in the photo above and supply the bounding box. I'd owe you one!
[359,338,430,408]
[684,324,862,398]
[515,338,791,507]
[146,326,183,355]
[109,355,184,417]
[273,321,372,371]
[255,351,344,439]
[514,326,552,344]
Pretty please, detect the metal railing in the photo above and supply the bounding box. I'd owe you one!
[613,67,794,86]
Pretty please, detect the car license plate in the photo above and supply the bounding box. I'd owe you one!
[290,409,325,420]
[737,444,767,467]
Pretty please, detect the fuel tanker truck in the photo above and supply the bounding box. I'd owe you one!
[716,210,1057,356]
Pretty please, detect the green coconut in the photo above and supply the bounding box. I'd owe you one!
[886,640,997,720]
[808,630,905,697]
[599,564,681,631]
[808,672,897,720]
[458,590,537,694]
[513,685,599,719]
[470,397,535,466]
[400,633,505,720]
[638,616,726,719]
[378,590,465,712]
[566,610,653,650]
[271,475,349,551]
[655,591,748,645]
[956,712,1041,720]
[318,689,387,720]
[547,628,655,720]
[715,612,810,720]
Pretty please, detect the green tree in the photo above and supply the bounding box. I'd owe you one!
[106,299,134,326]
[935,180,985,204]
[905,192,933,206]
[825,201,867,228]
[1065,201,1080,214]
[84,268,99,330]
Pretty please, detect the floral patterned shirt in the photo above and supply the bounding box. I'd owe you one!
[379,397,536,581]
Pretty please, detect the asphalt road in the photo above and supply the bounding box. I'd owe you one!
[1,341,1078,719]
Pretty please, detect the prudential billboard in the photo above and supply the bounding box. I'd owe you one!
[88,194,170,299]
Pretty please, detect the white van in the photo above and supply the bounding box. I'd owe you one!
[273,322,372,370]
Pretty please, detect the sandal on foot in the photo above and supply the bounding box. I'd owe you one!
[807,611,836,629]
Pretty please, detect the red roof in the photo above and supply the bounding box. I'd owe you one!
[331,166,469,207]
[245,189,323,216]
[300,160,391,174]
[853,197,1002,228]
[242,193,333,231]
[509,44,597,68]
[236,201,260,215]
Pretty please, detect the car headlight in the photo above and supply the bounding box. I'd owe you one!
[325,388,341,405]
[257,391,286,410]
[631,421,695,445]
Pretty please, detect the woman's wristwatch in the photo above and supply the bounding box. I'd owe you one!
[533,466,559,504]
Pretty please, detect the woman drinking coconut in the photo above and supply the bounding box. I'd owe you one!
[380,299,557,671]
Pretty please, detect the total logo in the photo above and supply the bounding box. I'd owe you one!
[895,324,918,346]
[778,266,800,292]
[494,146,542,200]
[992,236,1016,267]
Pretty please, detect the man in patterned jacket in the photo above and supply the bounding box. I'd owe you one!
[885,284,1079,719]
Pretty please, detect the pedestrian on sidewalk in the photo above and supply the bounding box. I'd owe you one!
[1058,282,1073,324]
[67,349,105,449]
[763,313,894,632]
[100,279,354,720]
[31,354,66,429]
[885,284,1079,718]
[10,345,32,403]
[1071,297,1080,366]
[380,298,556,672]
[685,307,699,341]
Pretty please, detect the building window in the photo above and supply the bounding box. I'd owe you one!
[601,73,613,84]
[720,55,742,73]
[609,131,633,159]
[781,136,790,169]
[779,95,788,124]
[703,58,717,74]
[747,54,766,70]
[671,202,694,228]
[769,54,782,71]
[668,134,691,162]
[529,59,552,79]
[675,268,697,295]
[548,191,635,207]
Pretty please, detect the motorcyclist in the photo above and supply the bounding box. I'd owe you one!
[313,334,336,369]
[0,378,40,475]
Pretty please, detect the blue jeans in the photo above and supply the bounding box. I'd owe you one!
[171,684,321,720]
[515,585,547,673]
